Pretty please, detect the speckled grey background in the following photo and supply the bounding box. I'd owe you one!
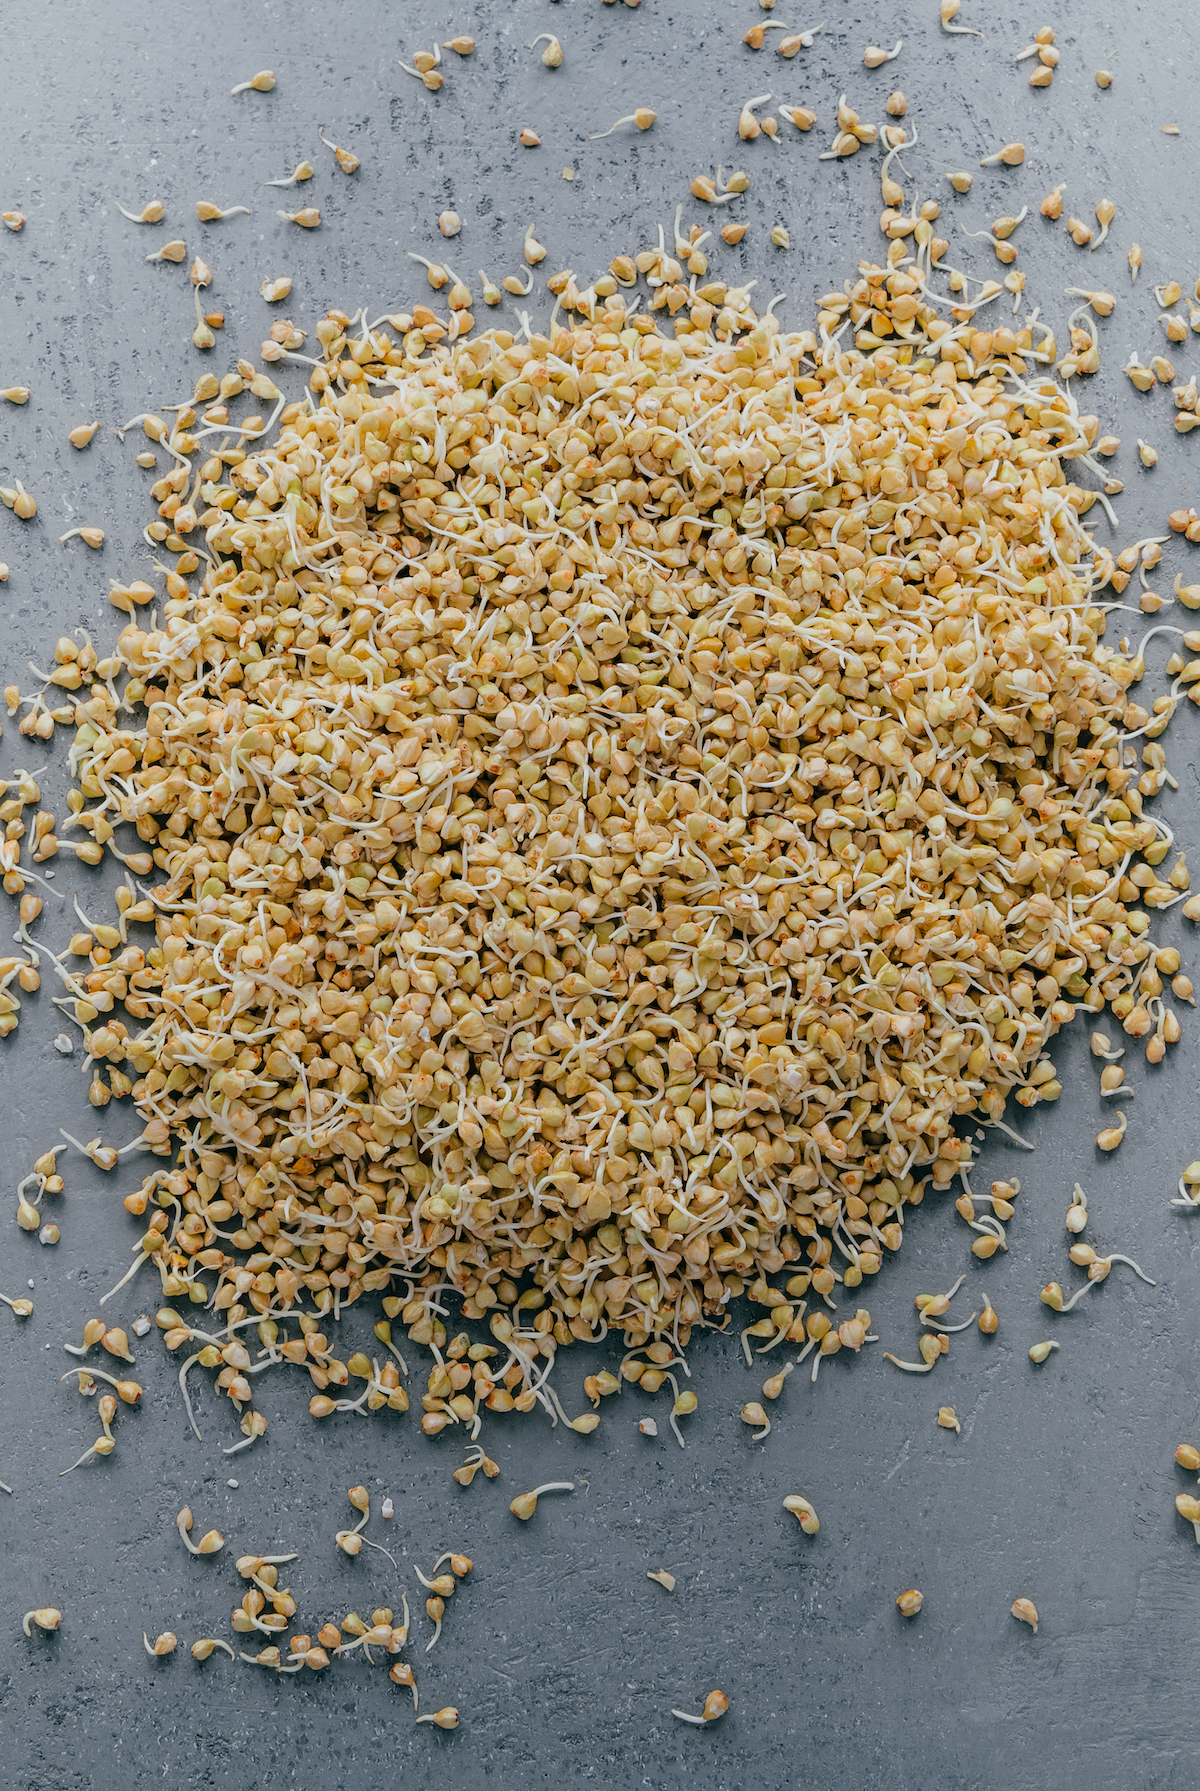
[2,2,1200,1786]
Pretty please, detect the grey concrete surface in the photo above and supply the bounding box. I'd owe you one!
[2,1,1200,1786]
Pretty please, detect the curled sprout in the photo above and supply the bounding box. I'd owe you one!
[530,33,563,68]
[783,1494,819,1535]
[192,1637,236,1660]
[143,1631,178,1656]
[22,1608,62,1637]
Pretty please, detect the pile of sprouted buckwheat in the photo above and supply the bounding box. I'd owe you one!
[4,2,1200,1710]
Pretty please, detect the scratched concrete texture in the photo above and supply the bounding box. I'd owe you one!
[1,1,1199,1786]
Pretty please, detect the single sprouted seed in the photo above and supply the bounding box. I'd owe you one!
[415,1708,459,1729]
[589,109,657,139]
[524,225,546,265]
[318,128,359,175]
[1066,1185,1089,1233]
[260,277,292,302]
[638,1417,658,1437]
[741,1401,770,1439]
[192,1638,236,1660]
[114,200,165,224]
[937,1406,961,1433]
[979,1296,999,1334]
[195,202,250,221]
[1096,1113,1127,1151]
[519,129,541,146]
[59,1436,114,1474]
[743,20,796,48]
[783,1494,819,1534]
[1092,198,1115,250]
[263,163,314,188]
[22,1609,62,1637]
[67,422,100,449]
[1130,244,1143,282]
[509,1481,574,1520]
[647,1570,676,1592]
[1028,1341,1059,1363]
[863,40,902,66]
[1011,1597,1038,1632]
[230,72,274,95]
[443,36,474,54]
[58,528,105,549]
[530,33,563,67]
[896,1589,923,1616]
[2,212,25,231]
[277,209,320,228]
[980,141,1025,166]
[143,1631,177,1656]
[1175,1444,1200,1472]
[438,211,461,238]
[915,1274,966,1320]
[144,241,186,264]
[0,1294,33,1319]
[672,1690,729,1725]
[1,387,30,404]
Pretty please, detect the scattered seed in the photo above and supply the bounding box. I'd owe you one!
[1011,1597,1038,1632]
[1095,69,1112,87]
[896,1588,923,1616]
